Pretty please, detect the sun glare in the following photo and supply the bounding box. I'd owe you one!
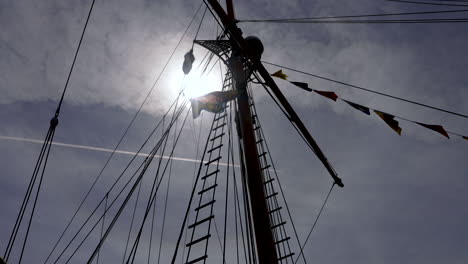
[183,73,221,99]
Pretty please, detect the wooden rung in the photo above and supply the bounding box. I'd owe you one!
[186,255,208,264]
[266,192,278,199]
[212,123,226,131]
[198,184,218,195]
[207,144,223,153]
[205,156,222,166]
[256,139,263,144]
[258,152,267,158]
[195,200,216,211]
[263,178,275,185]
[268,207,282,214]
[186,234,211,247]
[188,215,214,229]
[201,170,220,180]
[274,237,291,245]
[261,165,271,171]
[210,133,225,141]
[271,221,286,229]
[278,252,295,261]
[215,114,227,121]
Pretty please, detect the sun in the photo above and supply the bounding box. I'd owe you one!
[183,72,222,99]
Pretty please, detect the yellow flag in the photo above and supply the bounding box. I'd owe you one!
[271,70,288,80]
[374,110,402,135]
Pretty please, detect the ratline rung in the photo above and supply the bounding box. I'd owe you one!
[212,123,226,131]
[198,184,218,195]
[256,139,263,144]
[205,156,222,166]
[274,236,291,245]
[207,144,223,153]
[188,215,214,229]
[261,165,271,171]
[266,192,278,199]
[268,207,282,214]
[215,114,227,121]
[254,126,261,131]
[195,200,216,211]
[210,133,225,141]
[258,152,267,158]
[185,255,208,264]
[186,234,211,247]
[271,221,286,229]
[263,178,275,185]
[201,170,220,180]
[278,253,295,261]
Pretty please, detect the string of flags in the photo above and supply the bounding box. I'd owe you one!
[270,70,467,140]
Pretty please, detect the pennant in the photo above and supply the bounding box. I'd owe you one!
[342,100,370,115]
[191,90,239,119]
[313,90,338,101]
[290,81,312,92]
[374,110,402,135]
[463,136,468,140]
[416,123,449,139]
[271,70,288,80]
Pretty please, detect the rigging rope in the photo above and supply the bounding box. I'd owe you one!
[262,61,468,119]
[294,183,335,264]
[251,93,308,264]
[236,18,468,24]
[5,1,97,262]
[53,100,188,264]
[44,2,204,260]
[388,0,468,7]
[123,106,191,264]
[238,9,468,22]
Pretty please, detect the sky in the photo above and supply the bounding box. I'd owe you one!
[1,0,467,263]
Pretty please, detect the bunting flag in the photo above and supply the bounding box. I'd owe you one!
[416,123,449,139]
[374,110,402,135]
[269,68,466,141]
[271,70,288,80]
[342,100,370,115]
[290,81,312,92]
[313,90,338,101]
[190,90,239,119]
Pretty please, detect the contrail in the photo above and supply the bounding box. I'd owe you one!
[0,135,240,167]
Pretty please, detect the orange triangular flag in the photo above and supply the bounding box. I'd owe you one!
[313,90,338,101]
[271,70,288,80]
[374,110,402,135]
[416,123,449,139]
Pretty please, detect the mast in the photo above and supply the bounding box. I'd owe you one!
[227,0,278,263]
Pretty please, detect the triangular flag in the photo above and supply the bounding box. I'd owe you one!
[271,70,288,80]
[191,90,239,119]
[416,123,449,139]
[463,136,468,140]
[290,81,312,92]
[374,110,402,135]
[313,90,338,101]
[343,100,370,115]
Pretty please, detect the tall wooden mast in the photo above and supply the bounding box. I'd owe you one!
[204,0,345,262]
[225,1,278,263]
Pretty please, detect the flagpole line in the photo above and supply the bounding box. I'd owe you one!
[265,61,468,119]
[334,98,467,139]
[0,135,248,168]
[276,75,467,139]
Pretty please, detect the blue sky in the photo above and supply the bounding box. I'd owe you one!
[1,0,467,263]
